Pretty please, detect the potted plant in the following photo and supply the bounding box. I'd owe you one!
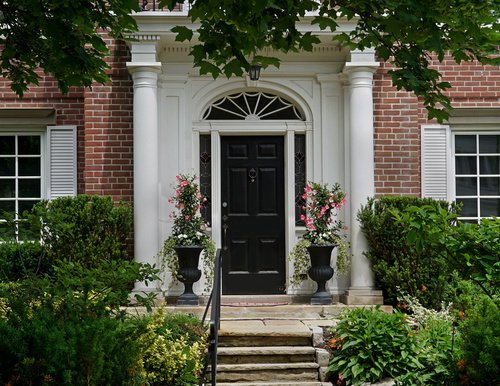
[160,173,215,306]
[288,181,349,304]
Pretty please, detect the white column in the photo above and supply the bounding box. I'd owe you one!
[128,62,161,293]
[342,51,383,304]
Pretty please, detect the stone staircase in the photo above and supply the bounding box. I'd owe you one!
[129,295,391,386]
[216,319,329,385]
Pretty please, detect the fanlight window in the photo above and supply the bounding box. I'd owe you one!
[203,92,305,120]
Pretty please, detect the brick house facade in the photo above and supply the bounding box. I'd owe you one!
[1,8,498,301]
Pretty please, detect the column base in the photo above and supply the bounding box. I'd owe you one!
[342,289,384,305]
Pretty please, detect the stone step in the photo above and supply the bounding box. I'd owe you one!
[218,319,312,347]
[218,346,316,364]
[216,362,320,383]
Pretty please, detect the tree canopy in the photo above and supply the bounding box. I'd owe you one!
[163,0,499,121]
[0,0,498,120]
[0,0,139,96]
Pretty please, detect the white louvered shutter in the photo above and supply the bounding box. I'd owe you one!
[421,125,451,200]
[47,126,77,198]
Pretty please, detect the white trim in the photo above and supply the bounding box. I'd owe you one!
[47,125,77,199]
[421,124,452,201]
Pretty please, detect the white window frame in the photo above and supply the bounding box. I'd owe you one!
[0,130,47,213]
[422,108,500,221]
[452,131,500,222]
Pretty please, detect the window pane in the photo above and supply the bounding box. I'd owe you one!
[480,198,500,217]
[0,158,15,176]
[19,158,41,176]
[455,156,476,174]
[0,200,15,213]
[0,179,15,198]
[457,198,477,217]
[18,136,40,155]
[479,156,500,174]
[295,134,306,225]
[479,135,500,154]
[199,134,211,225]
[18,179,41,198]
[480,177,500,196]
[456,177,477,196]
[455,135,476,154]
[18,200,38,214]
[0,136,15,155]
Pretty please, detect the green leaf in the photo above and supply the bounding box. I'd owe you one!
[171,26,194,42]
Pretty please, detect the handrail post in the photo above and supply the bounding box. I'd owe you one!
[199,248,222,386]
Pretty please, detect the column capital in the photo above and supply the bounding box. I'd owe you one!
[343,49,380,76]
[127,62,162,75]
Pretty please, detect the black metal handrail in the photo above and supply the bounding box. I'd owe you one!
[199,248,222,386]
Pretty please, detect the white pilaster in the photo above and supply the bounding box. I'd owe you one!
[127,40,162,293]
[342,51,383,305]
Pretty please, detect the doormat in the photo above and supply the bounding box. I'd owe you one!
[221,302,289,307]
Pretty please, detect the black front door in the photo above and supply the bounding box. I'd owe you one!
[221,136,285,294]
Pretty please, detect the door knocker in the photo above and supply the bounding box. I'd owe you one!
[248,168,257,183]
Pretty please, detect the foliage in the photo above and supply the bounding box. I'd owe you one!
[0,241,48,281]
[445,218,500,298]
[0,0,139,97]
[160,174,215,291]
[27,195,134,268]
[162,0,500,121]
[394,293,458,385]
[300,181,347,245]
[455,296,500,385]
[327,307,422,385]
[358,196,460,309]
[137,309,206,386]
[288,181,349,286]
[394,206,500,299]
[0,260,158,385]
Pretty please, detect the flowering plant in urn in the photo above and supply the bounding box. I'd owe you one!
[288,181,350,287]
[160,174,215,292]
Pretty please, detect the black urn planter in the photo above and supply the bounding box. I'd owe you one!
[307,244,336,305]
[174,245,203,306]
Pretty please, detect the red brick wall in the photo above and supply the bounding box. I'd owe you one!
[0,38,134,205]
[373,58,500,197]
[83,38,134,204]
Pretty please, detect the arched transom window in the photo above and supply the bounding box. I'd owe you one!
[203,91,305,121]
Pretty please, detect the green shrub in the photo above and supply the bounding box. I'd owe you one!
[0,280,148,385]
[456,296,499,385]
[447,218,499,298]
[358,196,460,309]
[138,309,207,386]
[327,307,421,385]
[30,195,133,267]
[0,241,48,281]
[394,293,458,385]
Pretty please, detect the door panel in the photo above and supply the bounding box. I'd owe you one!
[221,136,285,294]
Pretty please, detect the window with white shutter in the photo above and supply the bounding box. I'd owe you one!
[0,123,76,221]
[421,109,500,222]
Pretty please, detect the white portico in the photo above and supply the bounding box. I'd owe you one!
[127,12,382,304]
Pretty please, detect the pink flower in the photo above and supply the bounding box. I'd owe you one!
[300,214,306,221]
[184,215,190,220]
[181,180,188,187]
[176,175,180,181]
[302,193,307,199]
[305,184,311,193]
[307,224,316,231]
